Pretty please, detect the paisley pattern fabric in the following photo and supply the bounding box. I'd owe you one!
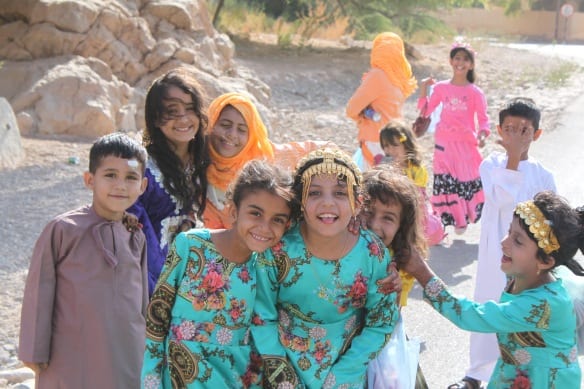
[252,224,399,388]
[423,277,581,388]
[142,229,262,388]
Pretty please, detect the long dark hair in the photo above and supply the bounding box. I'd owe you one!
[144,68,209,216]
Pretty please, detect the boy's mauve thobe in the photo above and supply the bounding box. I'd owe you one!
[19,205,148,389]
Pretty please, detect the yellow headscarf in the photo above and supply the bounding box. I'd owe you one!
[206,92,275,191]
[370,32,417,98]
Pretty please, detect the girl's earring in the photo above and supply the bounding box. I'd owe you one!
[536,268,541,276]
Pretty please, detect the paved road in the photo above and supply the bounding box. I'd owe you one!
[402,45,584,388]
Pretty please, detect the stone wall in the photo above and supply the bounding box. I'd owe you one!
[437,7,584,43]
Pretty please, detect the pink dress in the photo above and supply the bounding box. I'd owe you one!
[19,205,148,389]
[418,80,490,228]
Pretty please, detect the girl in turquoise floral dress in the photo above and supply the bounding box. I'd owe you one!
[252,148,399,388]
[141,160,296,388]
[404,190,584,388]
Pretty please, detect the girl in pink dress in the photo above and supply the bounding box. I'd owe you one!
[418,41,490,234]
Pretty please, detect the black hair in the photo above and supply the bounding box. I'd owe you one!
[362,165,428,269]
[225,159,297,220]
[379,120,423,167]
[450,46,476,83]
[516,191,584,276]
[89,132,147,174]
[498,97,541,130]
[144,67,209,216]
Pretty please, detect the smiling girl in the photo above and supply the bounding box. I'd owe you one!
[404,191,584,388]
[418,41,490,235]
[142,160,296,388]
[204,92,332,229]
[128,68,209,295]
[252,148,398,388]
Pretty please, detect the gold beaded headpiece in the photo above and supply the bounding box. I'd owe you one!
[514,200,560,254]
[296,148,362,215]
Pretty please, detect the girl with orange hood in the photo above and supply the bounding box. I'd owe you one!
[204,92,332,228]
[346,32,417,169]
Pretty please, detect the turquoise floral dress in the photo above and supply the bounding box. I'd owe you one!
[423,277,581,388]
[252,224,399,388]
[142,229,262,388]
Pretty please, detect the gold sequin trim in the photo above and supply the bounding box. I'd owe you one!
[514,200,560,254]
[296,148,362,214]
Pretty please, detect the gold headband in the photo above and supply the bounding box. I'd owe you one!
[297,148,362,215]
[515,200,560,254]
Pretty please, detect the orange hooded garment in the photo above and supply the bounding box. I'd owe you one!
[346,32,417,166]
[203,92,332,228]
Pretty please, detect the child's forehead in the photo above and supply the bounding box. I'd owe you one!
[501,115,533,127]
[98,155,143,171]
[309,173,347,185]
[371,196,401,208]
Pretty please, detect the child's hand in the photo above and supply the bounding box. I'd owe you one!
[179,216,197,232]
[478,130,488,148]
[122,212,142,232]
[347,214,366,235]
[23,362,48,374]
[497,123,533,159]
[420,77,435,88]
[376,262,402,295]
[402,250,434,287]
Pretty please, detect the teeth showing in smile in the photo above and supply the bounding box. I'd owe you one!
[251,233,269,242]
[175,126,191,132]
[318,213,337,222]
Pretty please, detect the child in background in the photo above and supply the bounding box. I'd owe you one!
[142,160,296,388]
[363,165,429,388]
[346,32,417,170]
[204,92,332,229]
[362,164,428,307]
[19,133,149,388]
[418,40,490,234]
[458,98,557,389]
[404,191,584,388]
[128,67,209,296]
[252,148,398,388]
[379,120,445,246]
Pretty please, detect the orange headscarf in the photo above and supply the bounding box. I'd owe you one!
[370,32,417,99]
[206,92,275,191]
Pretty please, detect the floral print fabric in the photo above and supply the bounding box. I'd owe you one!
[141,229,262,388]
[252,224,399,388]
[423,277,581,388]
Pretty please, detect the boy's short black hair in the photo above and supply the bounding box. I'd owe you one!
[89,132,148,174]
[499,97,541,129]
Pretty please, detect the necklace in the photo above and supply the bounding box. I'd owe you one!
[184,161,195,176]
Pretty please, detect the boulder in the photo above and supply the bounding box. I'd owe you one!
[0,0,273,138]
[0,98,25,170]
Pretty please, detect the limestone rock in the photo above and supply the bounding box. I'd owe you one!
[0,0,272,138]
[0,98,25,170]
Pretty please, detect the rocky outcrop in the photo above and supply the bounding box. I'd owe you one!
[0,97,25,169]
[0,0,270,137]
